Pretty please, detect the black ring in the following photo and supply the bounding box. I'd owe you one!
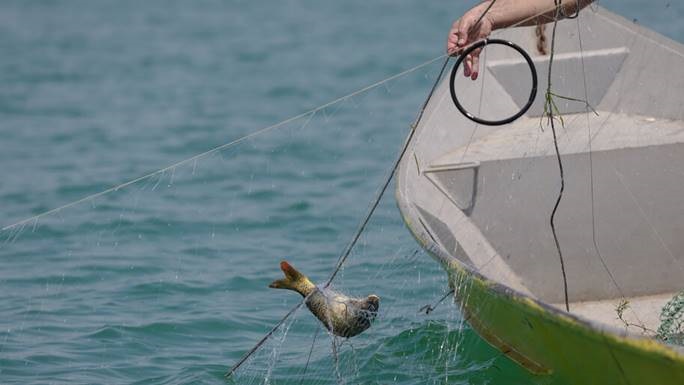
[449,38,537,126]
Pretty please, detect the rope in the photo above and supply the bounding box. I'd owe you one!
[226,3,588,377]
[225,302,304,378]
[472,0,498,33]
[297,327,320,385]
[546,0,570,312]
[419,289,455,315]
[225,54,452,379]
[324,57,451,288]
[324,0,499,289]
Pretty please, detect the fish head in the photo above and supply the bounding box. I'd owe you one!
[366,294,380,312]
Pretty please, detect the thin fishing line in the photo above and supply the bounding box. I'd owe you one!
[325,0,507,288]
[573,7,647,327]
[225,302,304,378]
[227,3,576,377]
[454,0,499,163]
[226,53,451,379]
[323,56,451,288]
[577,32,609,276]
[614,171,684,275]
[264,310,296,382]
[576,15,633,307]
[458,44,488,164]
[1,54,448,233]
[471,0,498,35]
[331,335,343,385]
[578,10,681,331]
[457,0,597,163]
[541,25,676,331]
[2,2,570,236]
[547,0,638,314]
[448,0,497,164]
[297,327,320,385]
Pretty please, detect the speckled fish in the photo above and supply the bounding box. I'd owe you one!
[269,261,379,338]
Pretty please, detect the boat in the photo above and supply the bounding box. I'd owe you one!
[396,6,684,384]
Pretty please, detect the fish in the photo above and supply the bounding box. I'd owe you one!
[269,260,380,338]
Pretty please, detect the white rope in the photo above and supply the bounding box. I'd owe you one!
[1,54,447,232]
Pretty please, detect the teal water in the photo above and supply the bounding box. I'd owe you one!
[1,1,683,384]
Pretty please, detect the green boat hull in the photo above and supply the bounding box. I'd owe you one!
[447,259,684,384]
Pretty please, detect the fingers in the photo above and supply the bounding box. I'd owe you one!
[446,20,462,55]
[447,15,474,55]
[462,47,482,80]
[470,48,481,80]
[457,17,472,47]
[447,10,489,79]
[464,54,472,78]
[447,33,458,55]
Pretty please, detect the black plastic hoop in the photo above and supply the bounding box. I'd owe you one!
[449,38,538,126]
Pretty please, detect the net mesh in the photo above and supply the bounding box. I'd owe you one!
[1,1,684,384]
[658,291,684,346]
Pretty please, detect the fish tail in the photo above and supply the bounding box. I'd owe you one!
[269,261,314,296]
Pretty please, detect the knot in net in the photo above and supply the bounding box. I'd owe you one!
[658,291,684,346]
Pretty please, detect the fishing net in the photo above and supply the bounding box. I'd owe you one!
[0,29,525,383]
[658,291,684,346]
[1,1,684,384]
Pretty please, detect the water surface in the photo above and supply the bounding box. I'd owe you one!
[1,1,682,384]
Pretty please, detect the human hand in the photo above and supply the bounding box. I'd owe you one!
[446,2,494,80]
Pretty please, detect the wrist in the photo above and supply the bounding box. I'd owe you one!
[476,1,500,31]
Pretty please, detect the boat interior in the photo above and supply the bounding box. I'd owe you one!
[397,7,684,337]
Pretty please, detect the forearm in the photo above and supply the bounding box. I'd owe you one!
[479,0,594,30]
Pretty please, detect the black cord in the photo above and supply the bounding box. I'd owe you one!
[324,57,452,288]
[226,2,509,376]
[419,289,455,315]
[225,302,304,377]
[548,0,570,312]
[297,328,320,385]
[226,56,452,378]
